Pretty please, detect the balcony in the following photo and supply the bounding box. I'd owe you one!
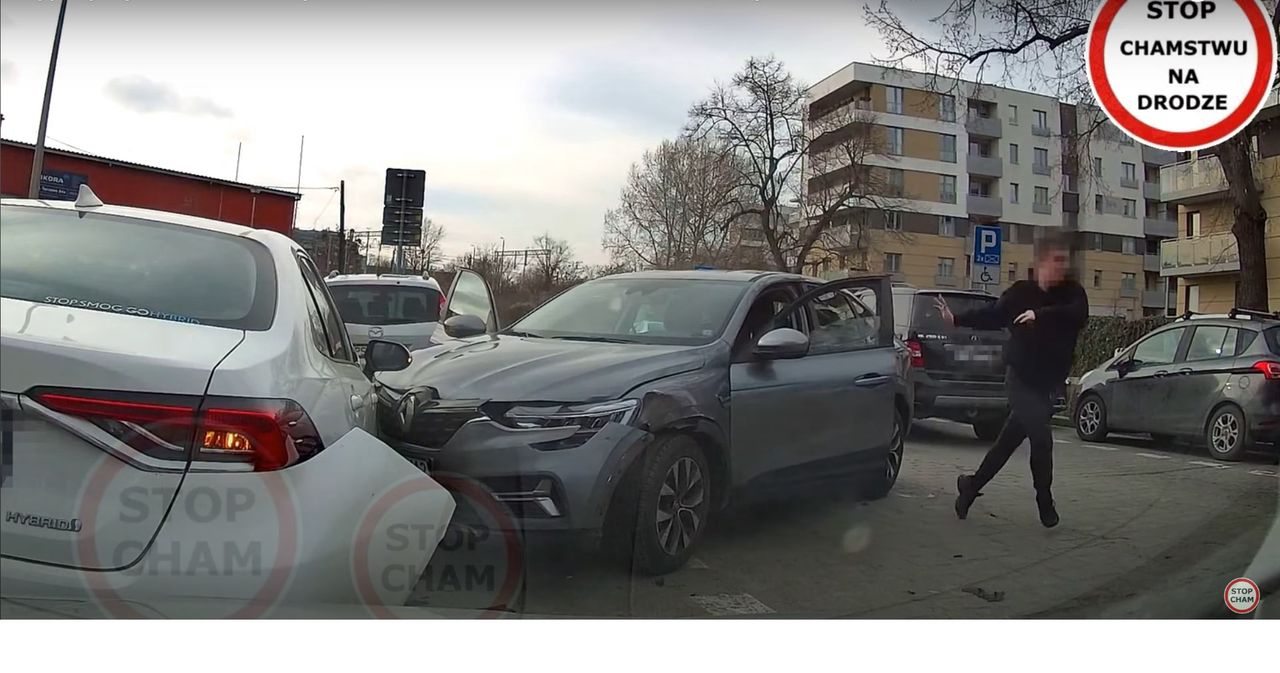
[1143,182,1161,200]
[1160,155,1229,203]
[1120,176,1140,189]
[1143,145,1177,166]
[966,114,1002,138]
[1120,284,1139,299]
[1160,232,1240,277]
[1033,201,1052,215]
[941,190,958,204]
[966,154,1003,177]
[1032,162,1051,176]
[1032,125,1051,137]
[1144,254,1161,272]
[1142,289,1169,309]
[967,194,1003,218]
[1145,215,1178,237]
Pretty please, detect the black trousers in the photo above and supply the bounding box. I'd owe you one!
[972,367,1055,496]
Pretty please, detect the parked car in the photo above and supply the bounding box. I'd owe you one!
[367,268,912,575]
[886,285,1009,439]
[0,189,454,609]
[326,273,446,359]
[1074,309,1280,461]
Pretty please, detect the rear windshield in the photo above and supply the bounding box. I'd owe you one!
[1264,326,1280,355]
[912,292,998,333]
[0,205,276,330]
[327,284,442,325]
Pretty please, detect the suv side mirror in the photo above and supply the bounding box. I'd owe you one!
[363,339,412,377]
[443,314,487,339]
[753,327,809,360]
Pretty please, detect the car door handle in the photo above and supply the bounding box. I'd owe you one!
[1154,370,1169,377]
[854,374,891,388]
[1178,368,1193,375]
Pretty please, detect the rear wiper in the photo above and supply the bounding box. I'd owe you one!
[548,335,633,344]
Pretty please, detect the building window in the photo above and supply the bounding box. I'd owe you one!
[1091,233,1104,250]
[1034,109,1048,129]
[1093,269,1102,288]
[939,216,955,236]
[1121,272,1137,291]
[1123,198,1137,217]
[1008,262,1018,282]
[1187,210,1201,236]
[938,257,956,278]
[1028,266,1036,280]
[1122,162,1137,182]
[941,174,957,203]
[1034,186,1050,206]
[1093,156,1103,176]
[1095,194,1105,212]
[1009,183,1020,203]
[888,168,905,196]
[940,95,956,122]
[885,210,902,231]
[888,127,904,155]
[1123,237,1137,254]
[941,134,957,162]
[1008,104,1018,124]
[1033,147,1049,172]
[885,252,902,273]
[1009,143,1019,164]
[886,86,904,114]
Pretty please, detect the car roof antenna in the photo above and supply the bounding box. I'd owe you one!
[74,184,104,209]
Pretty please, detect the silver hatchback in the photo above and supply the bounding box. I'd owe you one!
[326,273,445,358]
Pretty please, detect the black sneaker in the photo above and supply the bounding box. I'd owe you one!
[1037,495,1059,528]
[955,474,981,520]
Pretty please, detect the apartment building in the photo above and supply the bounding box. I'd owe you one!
[1159,99,1280,314]
[802,62,1177,317]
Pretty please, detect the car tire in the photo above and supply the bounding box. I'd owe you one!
[1075,394,1109,442]
[623,434,712,576]
[858,406,906,500]
[972,416,1004,441]
[1206,405,1250,462]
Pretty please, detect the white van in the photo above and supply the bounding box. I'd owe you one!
[326,273,444,357]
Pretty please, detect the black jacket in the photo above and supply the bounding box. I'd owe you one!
[955,280,1089,392]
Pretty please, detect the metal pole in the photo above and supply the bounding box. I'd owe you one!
[234,142,242,181]
[337,180,346,274]
[27,0,70,199]
[396,171,407,273]
[291,135,304,231]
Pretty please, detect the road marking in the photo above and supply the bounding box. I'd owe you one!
[1249,469,1279,478]
[896,493,916,498]
[1135,452,1172,460]
[1086,444,1119,451]
[1187,460,1231,469]
[687,557,710,570]
[690,593,775,616]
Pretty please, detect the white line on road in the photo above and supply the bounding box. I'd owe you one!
[690,593,776,616]
[1135,452,1172,460]
[1187,460,1231,469]
[1086,444,1119,451]
[1249,469,1279,478]
[687,557,710,570]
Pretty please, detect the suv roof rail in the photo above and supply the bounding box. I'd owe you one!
[1228,307,1280,321]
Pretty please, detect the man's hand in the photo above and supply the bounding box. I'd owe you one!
[1014,309,1036,325]
[934,296,955,326]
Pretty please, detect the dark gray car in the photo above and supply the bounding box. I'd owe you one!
[363,269,912,574]
[1074,309,1280,461]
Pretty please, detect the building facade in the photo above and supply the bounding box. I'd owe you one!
[803,63,1178,317]
[1160,99,1280,314]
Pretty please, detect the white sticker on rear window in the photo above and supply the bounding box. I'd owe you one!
[43,296,202,325]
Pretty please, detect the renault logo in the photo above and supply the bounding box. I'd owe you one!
[368,327,384,338]
[397,393,417,432]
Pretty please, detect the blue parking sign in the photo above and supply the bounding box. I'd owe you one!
[972,225,1002,266]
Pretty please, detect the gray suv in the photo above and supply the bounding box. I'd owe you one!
[364,269,912,574]
[1074,308,1280,461]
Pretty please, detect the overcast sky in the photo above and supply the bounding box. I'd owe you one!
[0,0,945,264]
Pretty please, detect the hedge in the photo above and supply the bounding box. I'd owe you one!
[1071,315,1172,377]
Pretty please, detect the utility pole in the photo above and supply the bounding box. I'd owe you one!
[27,0,70,198]
[337,180,346,274]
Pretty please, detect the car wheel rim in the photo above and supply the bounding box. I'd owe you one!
[1211,413,1240,453]
[656,457,704,556]
[885,414,903,483]
[1079,400,1100,435]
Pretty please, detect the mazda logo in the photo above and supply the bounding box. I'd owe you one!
[397,393,417,433]
[368,327,384,338]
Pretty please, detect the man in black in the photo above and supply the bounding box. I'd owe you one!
[936,233,1087,528]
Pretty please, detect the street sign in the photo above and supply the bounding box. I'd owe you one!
[381,207,423,227]
[971,224,1002,288]
[384,168,426,208]
[380,228,422,247]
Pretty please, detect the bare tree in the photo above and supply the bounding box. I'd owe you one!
[603,137,748,269]
[687,56,808,271]
[864,0,1280,310]
[529,232,580,289]
[400,219,447,274]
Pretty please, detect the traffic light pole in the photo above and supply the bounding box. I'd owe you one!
[27,0,69,198]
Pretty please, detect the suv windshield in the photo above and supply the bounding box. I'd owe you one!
[328,284,442,326]
[507,277,747,345]
[0,205,276,330]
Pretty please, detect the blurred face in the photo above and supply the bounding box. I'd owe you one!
[1036,246,1070,287]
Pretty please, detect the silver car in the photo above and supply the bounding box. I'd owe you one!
[326,273,445,358]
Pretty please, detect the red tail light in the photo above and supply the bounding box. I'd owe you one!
[31,389,323,472]
[1253,361,1280,379]
[438,293,448,318]
[906,340,925,368]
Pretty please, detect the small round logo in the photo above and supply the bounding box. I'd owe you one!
[368,327,384,338]
[1086,0,1277,150]
[1224,576,1260,614]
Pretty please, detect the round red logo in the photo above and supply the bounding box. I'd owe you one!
[1223,576,1260,614]
[1087,0,1277,150]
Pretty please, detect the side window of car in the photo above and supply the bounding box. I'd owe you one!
[1131,327,1184,367]
[1185,326,1237,362]
[807,287,883,355]
[298,271,331,358]
[297,255,354,363]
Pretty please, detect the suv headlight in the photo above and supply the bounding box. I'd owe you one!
[507,399,639,450]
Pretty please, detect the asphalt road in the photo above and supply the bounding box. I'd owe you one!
[410,420,1279,618]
